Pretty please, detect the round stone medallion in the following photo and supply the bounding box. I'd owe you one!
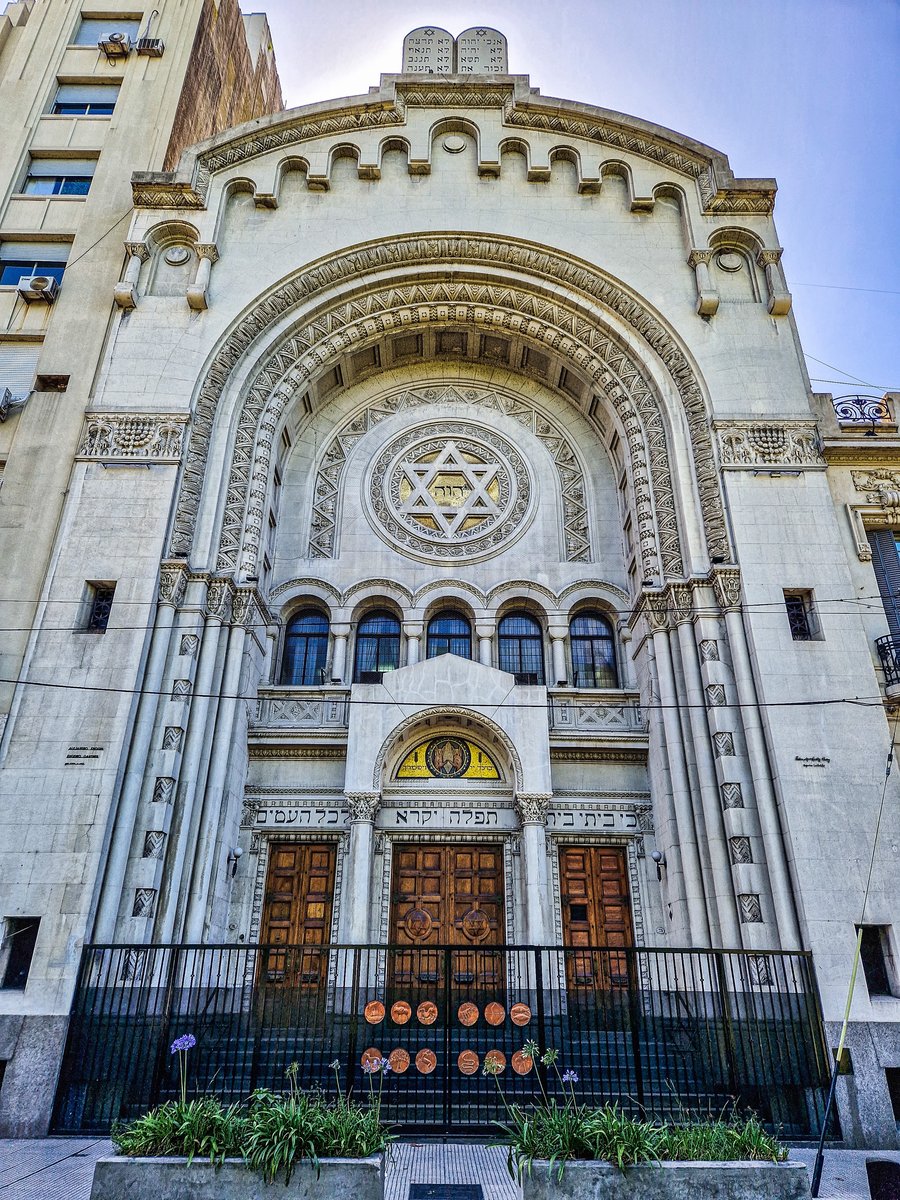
[715,250,744,273]
[367,421,533,562]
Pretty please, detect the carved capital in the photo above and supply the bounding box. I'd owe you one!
[124,241,151,263]
[515,793,552,825]
[643,590,670,633]
[158,562,189,608]
[710,567,742,613]
[687,249,714,267]
[231,588,255,626]
[670,583,694,625]
[756,247,783,267]
[195,243,219,263]
[205,578,232,621]
[345,792,380,823]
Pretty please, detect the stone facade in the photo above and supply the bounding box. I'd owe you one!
[1,18,899,1147]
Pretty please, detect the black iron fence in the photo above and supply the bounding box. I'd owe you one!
[53,943,832,1137]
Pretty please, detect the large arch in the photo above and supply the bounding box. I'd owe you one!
[168,233,730,580]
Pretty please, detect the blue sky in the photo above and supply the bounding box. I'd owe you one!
[258,0,900,397]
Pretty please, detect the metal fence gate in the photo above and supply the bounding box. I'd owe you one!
[52,943,833,1137]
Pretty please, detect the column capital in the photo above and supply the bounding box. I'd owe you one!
[641,589,670,633]
[687,248,714,267]
[124,240,150,263]
[345,791,380,823]
[670,582,694,625]
[205,577,233,621]
[515,793,552,825]
[231,588,255,626]
[709,567,742,613]
[158,561,189,608]
[195,242,219,263]
[756,246,783,267]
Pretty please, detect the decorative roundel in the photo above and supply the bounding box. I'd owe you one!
[164,245,191,266]
[404,908,433,939]
[715,250,744,273]
[460,908,491,942]
[443,135,467,153]
[367,421,533,562]
[424,736,471,778]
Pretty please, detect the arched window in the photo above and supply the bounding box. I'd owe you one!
[498,611,545,684]
[353,610,401,680]
[280,610,329,685]
[570,611,617,688]
[426,611,472,660]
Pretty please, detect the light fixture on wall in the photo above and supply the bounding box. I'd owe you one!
[650,849,666,881]
[227,846,244,877]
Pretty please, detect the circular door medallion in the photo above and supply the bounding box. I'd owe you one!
[361,1047,382,1070]
[425,736,471,778]
[485,1049,507,1074]
[364,1001,385,1024]
[484,1002,505,1026]
[510,1002,532,1026]
[404,908,433,940]
[417,1000,438,1025]
[391,1001,412,1025]
[388,1048,410,1073]
[511,1050,534,1076]
[416,1048,437,1074]
[457,1002,479,1026]
[460,908,491,942]
[458,1050,480,1075]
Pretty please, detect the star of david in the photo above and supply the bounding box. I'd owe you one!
[397,441,503,538]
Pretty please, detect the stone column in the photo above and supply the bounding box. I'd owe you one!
[516,793,553,944]
[645,591,711,945]
[339,792,380,943]
[183,589,253,941]
[404,623,423,667]
[113,241,149,310]
[330,623,350,683]
[688,249,719,316]
[476,624,494,667]
[186,243,219,311]
[93,561,186,939]
[549,627,568,686]
[756,247,792,316]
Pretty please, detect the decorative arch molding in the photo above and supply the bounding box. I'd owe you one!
[167,233,729,580]
[309,382,590,562]
[374,705,523,792]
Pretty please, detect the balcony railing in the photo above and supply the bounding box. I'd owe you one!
[832,394,893,427]
[52,942,831,1138]
[549,692,646,734]
[876,635,900,690]
[251,689,349,731]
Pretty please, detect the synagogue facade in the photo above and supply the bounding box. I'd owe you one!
[1,21,899,1146]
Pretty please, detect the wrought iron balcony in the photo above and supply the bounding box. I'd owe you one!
[832,394,893,429]
[876,635,900,692]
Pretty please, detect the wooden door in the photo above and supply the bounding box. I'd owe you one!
[389,843,504,990]
[260,842,336,988]
[559,845,633,991]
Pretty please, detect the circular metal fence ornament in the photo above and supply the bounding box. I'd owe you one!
[416,1048,437,1074]
[484,1002,505,1026]
[510,1002,532,1026]
[511,1050,534,1075]
[458,1001,479,1026]
[364,1000,385,1024]
[458,1050,480,1075]
[361,1047,382,1070]
[485,1049,507,1074]
[417,1000,438,1025]
[391,1000,412,1025]
[388,1048,410,1073]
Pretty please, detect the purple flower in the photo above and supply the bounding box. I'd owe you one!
[362,1059,378,1074]
[170,1033,196,1055]
[380,1058,392,1073]
[562,1070,578,1084]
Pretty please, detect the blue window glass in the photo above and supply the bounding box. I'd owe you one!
[570,612,617,688]
[426,611,471,659]
[354,611,401,680]
[498,612,544,683]
[280,610,329,685]
[0,261,66,286]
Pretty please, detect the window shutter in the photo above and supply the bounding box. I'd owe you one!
[0,343,40,399]
[868,530,900,635]
[54,84,120,105]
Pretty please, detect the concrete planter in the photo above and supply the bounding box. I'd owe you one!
[89,1153,384,1199]
[522,1159,811,1200]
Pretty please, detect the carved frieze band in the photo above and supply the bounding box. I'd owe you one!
[847,471,900,561]
[714,421,825,470]
[166,235,730,585]
[78,413,188,462]
[638,568,741,631]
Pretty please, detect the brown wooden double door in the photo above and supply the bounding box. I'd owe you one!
[260,842,336,988]
[389,843,505,991]
[559,845,634,991]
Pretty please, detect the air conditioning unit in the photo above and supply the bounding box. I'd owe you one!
[136,36,164,56]
[98,31,132,59]
[17,275,59,303]
[0,388,11,421]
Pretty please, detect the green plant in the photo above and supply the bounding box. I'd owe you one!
[113,1097,247,1165]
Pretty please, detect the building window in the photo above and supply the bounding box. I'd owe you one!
[85,582,116,632]
[0,241,69,286]
[784,590,819,641]
[498,611,545,684]
[868,531,900,636]
[71,17,141,45]
[426,611,472,659]
[886,1068,900,1122]
[570,611,617,688]
[1,918,40,990]
[353,611,401,680]
[52,82,119,115]
[22,158,96,196]
[858,925,896,998]
[280,610,329,686]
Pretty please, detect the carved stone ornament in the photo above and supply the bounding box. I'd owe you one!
[132,888,156,918]
[78,413,188,462]
[670,583,694,625]
[738,893,763,923]
[231,588,255,627]
[515,793,552,825]
[205,578,232,621]
[713,732,736,758]
[642,591,670,633]
[851,470,900,507]
[164,235,731,579]
[706,684,726,708]
[710,567,742,614]
[345,792,380,822]
[699,639,719,662]
[365,421,533,563]
[158,562,188,608]
[715,421,825,469]
[720,782,744,809]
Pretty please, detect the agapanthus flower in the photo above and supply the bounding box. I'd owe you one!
[379,1058,392,1073]
[520,1040,539,1060]
[541,1049,559,1066]
[170,1033,196,1054]
[329,1059,341,1070]
[482,1058,502,1077]
[362,1059,379,1074]
[562,1070,579,1084]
